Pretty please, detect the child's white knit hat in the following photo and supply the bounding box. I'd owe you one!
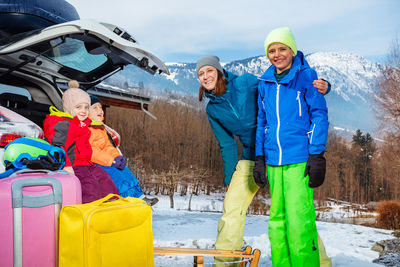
[62,88,90,114]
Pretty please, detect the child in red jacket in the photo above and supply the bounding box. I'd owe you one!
[43,85,118,203]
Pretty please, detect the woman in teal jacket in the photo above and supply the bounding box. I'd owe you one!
[204,69,259,187]
[254,27,329,267]
[196,54,331,267]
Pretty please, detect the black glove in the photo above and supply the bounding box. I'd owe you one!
[25,158,61,171]
[253,156,267,188]
[304,153,326,188]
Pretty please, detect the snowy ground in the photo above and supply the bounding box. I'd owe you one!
[151,194,393,266]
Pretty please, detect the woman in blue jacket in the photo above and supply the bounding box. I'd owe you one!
[196,54,330,266]
[254,27,329,267]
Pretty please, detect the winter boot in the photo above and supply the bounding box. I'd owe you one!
[143,196,159,206]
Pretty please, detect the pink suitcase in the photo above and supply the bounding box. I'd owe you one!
[0,169,82,267]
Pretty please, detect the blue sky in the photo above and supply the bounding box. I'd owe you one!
[68,0,400,63]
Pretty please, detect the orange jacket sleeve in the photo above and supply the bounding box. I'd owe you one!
[89,127,121,166]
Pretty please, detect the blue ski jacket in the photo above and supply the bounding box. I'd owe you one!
[205,70,259,186]
[255,51,329,165]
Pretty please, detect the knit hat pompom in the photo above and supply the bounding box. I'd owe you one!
[62,88,90,114]
[264,27,297,58]
[196,55,223,74]
[68,80,80,89]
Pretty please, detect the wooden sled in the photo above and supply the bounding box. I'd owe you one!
[154,245,261,267]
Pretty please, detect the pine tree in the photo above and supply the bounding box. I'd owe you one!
[352,129,376,202]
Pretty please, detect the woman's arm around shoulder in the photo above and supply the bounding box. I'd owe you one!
[236,73,259,93]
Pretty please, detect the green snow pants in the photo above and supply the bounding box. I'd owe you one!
[268,163,319,267]
[214,160,332,267]
[214,160,259,267]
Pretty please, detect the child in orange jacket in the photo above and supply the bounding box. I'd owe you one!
[88,95,158,206]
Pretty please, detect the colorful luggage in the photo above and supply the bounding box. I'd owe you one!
[0,169,82,267]
[59,194,154,267]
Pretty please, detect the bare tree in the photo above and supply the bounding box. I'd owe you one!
[375,37,400,136]
[372,36,400,201]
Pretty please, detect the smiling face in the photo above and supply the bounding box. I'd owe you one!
[198,65,218,91]
[267,42,295,73]
[71,102,89,121]
[89,102,104,122]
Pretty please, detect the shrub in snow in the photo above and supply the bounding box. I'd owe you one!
[393,231,400,238]
[376,200,400,230]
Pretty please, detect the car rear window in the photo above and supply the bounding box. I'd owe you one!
[31,37,108,73]
[0,84,31,100]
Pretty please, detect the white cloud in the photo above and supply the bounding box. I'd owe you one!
[68,0,399,61]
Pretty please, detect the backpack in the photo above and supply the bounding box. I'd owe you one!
[0,137,66,178]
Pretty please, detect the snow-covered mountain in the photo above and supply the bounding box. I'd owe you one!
[107,52,384,134]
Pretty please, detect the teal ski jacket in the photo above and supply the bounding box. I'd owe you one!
[205,70,259,186]
[255,51,329,165]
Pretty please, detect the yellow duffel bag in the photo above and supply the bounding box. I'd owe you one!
[58,194,154,267]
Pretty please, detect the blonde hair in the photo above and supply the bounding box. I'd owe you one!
[198,71,227,101]
[68,80,80,89]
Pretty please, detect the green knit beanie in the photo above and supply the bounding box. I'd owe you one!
[264,27,297,58]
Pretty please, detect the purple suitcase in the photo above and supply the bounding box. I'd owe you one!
[0,169,81,267]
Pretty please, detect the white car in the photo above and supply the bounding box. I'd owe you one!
[0,19,169,172]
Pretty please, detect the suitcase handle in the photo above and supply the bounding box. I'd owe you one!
[94,193,130,206]
[11,178,63,267]
[11,178,63,208]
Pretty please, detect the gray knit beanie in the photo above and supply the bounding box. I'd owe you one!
[196,55,223,74]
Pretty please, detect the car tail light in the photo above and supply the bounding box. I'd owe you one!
[0,106,44,147]
[0,133,22,147]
